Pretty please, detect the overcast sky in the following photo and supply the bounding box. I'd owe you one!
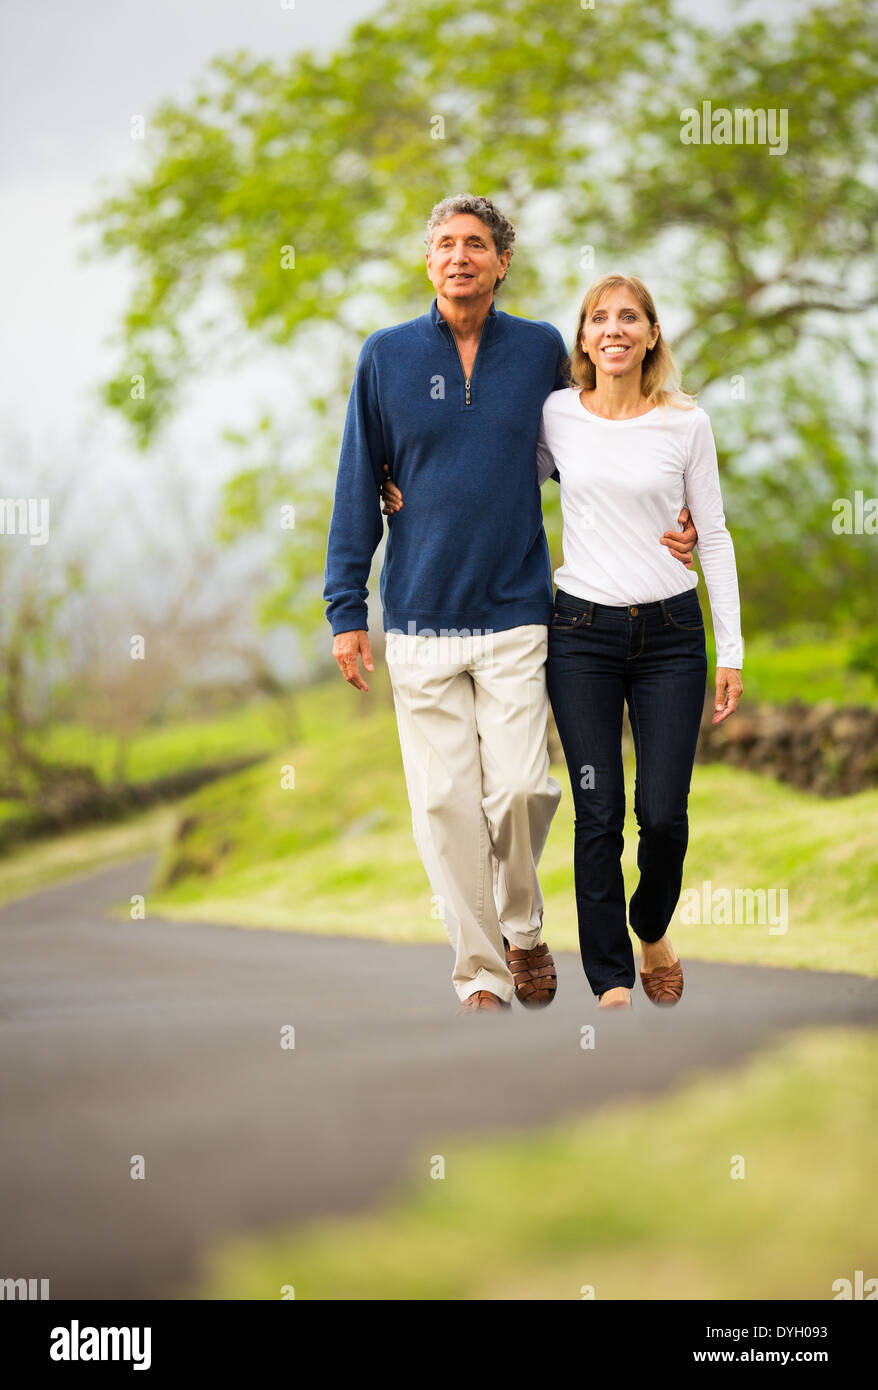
[0,0,382,486]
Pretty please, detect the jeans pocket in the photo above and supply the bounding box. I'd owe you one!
[550,607,585,629]
[666,602,704,632]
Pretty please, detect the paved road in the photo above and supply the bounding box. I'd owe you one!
[1,856,875,1299]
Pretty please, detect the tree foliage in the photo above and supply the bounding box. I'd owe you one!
[81,0,878,639]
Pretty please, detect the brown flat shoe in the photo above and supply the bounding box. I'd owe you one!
[456,989,512,1016]
[640,958,684,1006]
[503,937,557,1008]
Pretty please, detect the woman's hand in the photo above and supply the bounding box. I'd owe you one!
[380,463,403,514]
[713,667,743,724]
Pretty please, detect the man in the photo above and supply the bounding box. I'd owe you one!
[323,193,696,1016]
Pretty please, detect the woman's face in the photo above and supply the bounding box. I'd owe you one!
[580,286,659,382]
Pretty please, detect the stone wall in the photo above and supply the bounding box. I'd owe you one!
[695,696,878,796]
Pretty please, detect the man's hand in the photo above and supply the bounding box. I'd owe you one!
[333,630,374,692]
[660,505,698,568]
[380,462,403,514]
[712,667,743,725]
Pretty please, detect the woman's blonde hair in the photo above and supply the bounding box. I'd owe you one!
[567,274,696,409]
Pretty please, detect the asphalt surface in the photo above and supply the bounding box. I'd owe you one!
[0,854,875,1299]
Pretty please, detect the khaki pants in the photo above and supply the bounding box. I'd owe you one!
[384,624,562,1002]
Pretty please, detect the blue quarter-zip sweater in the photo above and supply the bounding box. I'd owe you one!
[323,296,569,637]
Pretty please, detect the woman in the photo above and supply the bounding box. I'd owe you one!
[539,274,743,1009]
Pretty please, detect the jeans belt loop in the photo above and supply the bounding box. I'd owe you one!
[660,597,669,625]
[586,601,594,627]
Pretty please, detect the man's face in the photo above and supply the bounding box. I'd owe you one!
[425,214,510,302]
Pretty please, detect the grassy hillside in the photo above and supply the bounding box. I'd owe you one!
[39,697,297,785]
[178,1026,877,1300]
[739,632,878,708]
[0,695,299,847]
[135,668,878,977]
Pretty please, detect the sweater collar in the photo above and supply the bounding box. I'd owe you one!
[430,297,497,332]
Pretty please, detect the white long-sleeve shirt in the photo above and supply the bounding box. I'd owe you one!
[537,388,743,668]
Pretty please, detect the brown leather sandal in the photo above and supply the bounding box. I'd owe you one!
[503,938,557,1008]
[456,989,512,1016]
[640,958,684,1006]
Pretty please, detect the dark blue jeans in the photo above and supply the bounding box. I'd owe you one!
[546,586,708,996]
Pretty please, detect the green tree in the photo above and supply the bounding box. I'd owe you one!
[80,0,878,642]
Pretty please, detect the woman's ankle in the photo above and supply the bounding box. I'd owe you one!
[640,934,678,967]
[597,986,632,1009]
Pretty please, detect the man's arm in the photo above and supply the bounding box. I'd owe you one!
[542,329,571,484]
[550,327,571,393]
[537,414,557,486]
[661,506,698,566]
[323,340,387,689]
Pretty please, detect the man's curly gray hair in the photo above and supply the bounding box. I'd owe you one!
[424,193,515,292]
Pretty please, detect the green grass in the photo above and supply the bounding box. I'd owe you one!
[38,697,296,786]
[736,632,878,708]
[137,668,878,977]
[175,1026,877,1300]
[0,696,298,842]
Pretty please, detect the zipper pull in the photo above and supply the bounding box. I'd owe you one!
[465,378,471,405]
